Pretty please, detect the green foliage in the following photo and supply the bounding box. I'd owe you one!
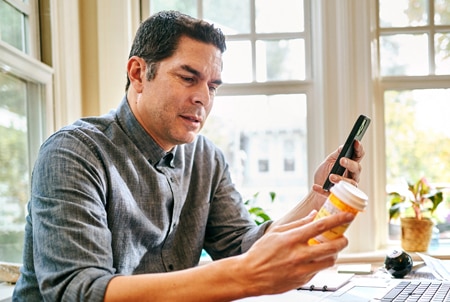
[388,177,445,221]
[385,91,450,183]
[244,192,276,225]
[0,73,29,226]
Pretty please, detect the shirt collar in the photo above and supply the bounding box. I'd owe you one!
[115,96,176,167]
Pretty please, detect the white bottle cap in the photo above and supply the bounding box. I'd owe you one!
[330,181,368,212]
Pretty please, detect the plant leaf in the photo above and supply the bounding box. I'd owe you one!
[429,191,444,214]
[269,191,276,202]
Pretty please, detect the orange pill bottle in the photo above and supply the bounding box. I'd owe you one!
[308,181,368,245]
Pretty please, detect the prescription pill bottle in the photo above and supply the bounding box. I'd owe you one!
[308,181,368,245]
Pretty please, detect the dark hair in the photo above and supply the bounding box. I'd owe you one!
[125,10,226,91]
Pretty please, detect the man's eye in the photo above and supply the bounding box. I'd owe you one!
[209,86,218,95]
[181,76,195,83]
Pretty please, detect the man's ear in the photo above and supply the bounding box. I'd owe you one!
[127,56,146,93]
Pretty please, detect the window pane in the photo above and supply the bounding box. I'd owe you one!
[255,0,304,33]
[379,0,428,27]
[385,89,450,183]
[201,94,308,219]
[203,0,250,34]
[435,33,450,75]
[0,0,26,51]
[380,34,429,76]
[435,0,450,25]
[385,89,450,240]
[150,0,197,17]
[222,41,253,83]
[0,72,29,263]
[256,39,305,81]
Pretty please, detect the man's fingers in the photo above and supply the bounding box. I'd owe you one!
[270,210,317,233]
[292,212,354,244]
[351,140,365,162]
[268,211,354,248]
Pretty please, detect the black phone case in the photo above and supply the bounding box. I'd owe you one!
[322,114,371,191]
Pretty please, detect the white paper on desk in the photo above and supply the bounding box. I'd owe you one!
[298,271,354,291]
[417,252,450,280]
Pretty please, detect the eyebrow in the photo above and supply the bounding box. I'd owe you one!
[181,64,223,86]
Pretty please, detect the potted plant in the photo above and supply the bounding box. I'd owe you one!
[388,177,444,252]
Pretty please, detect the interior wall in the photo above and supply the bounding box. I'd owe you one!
[79,0,100,117]
[49,0,82,129]
[314,0,378,252]
[79,0,140,117]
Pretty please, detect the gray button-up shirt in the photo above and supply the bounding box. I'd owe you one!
[13,97,269,302]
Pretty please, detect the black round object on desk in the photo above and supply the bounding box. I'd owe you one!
[384,250,413,278]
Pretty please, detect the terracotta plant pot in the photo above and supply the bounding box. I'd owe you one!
[400,217,434,252]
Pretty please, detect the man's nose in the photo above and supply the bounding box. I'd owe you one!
[192,84,212,107]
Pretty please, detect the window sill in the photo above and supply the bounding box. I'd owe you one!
[0,282,13,302]
[338,242,450,265]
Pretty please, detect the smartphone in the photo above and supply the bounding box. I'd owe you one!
[322,114,371,191]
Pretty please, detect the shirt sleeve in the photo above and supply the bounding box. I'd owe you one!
[29,129,116,301]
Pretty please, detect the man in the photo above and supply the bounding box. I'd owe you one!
[13,10,364,301]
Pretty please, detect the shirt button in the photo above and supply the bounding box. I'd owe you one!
[168,264,174,271]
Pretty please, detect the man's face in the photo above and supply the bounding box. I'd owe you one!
[132,36,223,151]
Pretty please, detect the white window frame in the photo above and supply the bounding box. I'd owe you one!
[0,41,53,166]
[2,0,393,257]
[141,0,380,253]
[63,0,450,257]
[0,0,53,180]
[312,0,380,253]
[377,0,450,251]
[0,0,53,265]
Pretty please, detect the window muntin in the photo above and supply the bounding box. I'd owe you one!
[148,1,308,84]
[0,0,49,263]
[147,1,310,220]
[379,0,450,77]
[0,57,49,263]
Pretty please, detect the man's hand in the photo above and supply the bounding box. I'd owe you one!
[236,211,355,296]
[313,140,365,195]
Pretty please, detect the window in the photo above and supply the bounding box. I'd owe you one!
[0,0,52,263]
[145,0,310,219]
[283,139,296,172]
[258,160,270,173]
[378,0,450,243]
[0,0,27,52]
